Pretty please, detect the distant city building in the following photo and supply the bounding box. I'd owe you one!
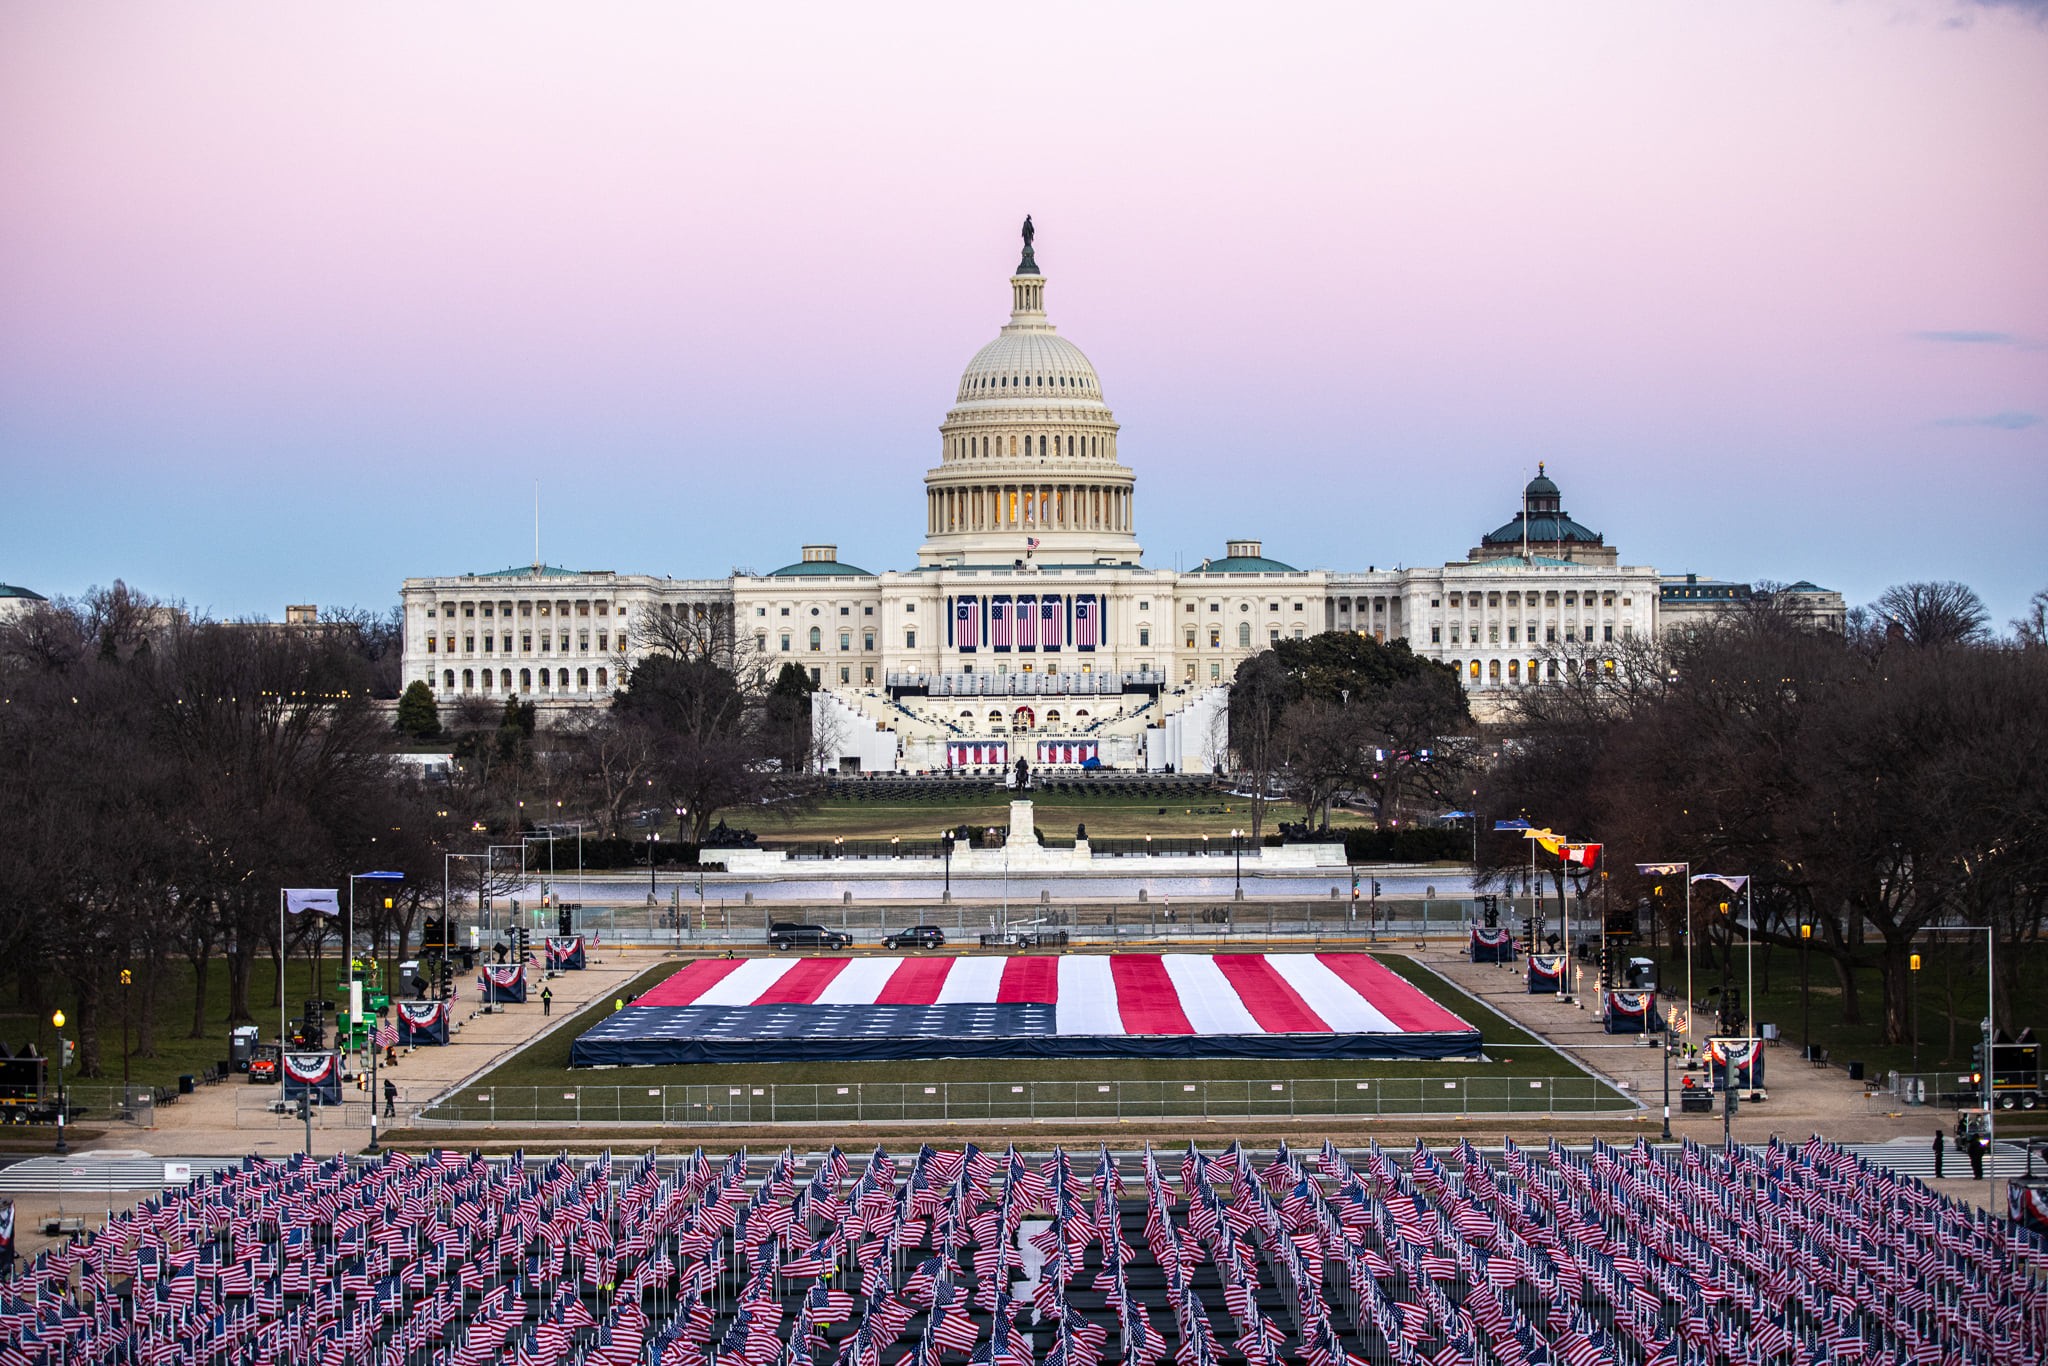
[0,583,48,623]
[398,228,1840,768]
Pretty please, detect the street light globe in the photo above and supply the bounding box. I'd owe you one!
[52,1009,65,1029]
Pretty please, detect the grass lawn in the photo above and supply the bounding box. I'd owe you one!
[431,951,1627,1125]
[1638,938,2048,1084]
[1,952,418,1096]
[738,793,1289,843]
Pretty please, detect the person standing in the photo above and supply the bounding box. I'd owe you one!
[1966,1123,1987,1181]
[382,1077,397,1119]
[541,987,553,1016]
[1932,1130,1945,1179]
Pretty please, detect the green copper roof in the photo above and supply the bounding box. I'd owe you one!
[1190,554,1300,574]
[1481,513,1603,546]
[0,583,47,600]
[469,564,589,579]
[766,558,874,578]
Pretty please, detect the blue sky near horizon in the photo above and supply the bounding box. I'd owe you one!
[2,2,2044,626]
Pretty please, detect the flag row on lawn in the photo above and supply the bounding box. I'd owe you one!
[4,1136,2044,1366]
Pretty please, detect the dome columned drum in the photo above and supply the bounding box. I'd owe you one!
[917,244,1141,568]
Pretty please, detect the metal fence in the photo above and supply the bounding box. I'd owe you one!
[416,1074,1628,1127]
[2,1084,157,1131]
[504,898,1485,950]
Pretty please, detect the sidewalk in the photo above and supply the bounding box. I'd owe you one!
[116,948,667,1159]
[1419,945,1971,1148]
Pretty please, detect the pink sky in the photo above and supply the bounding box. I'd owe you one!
[2,2,2043,621]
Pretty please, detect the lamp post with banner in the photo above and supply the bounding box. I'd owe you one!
[279,887,342,1113]
[1636,861,1692,1047]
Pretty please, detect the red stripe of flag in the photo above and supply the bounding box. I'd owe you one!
[1213,955,1331,1033]
[754,958,852,1005]
[1111,955,1194,1034]
[633,958,749,1008]
[997,956,1060,1003]
[1314,954,1473,1032]
[875,958,954,1005]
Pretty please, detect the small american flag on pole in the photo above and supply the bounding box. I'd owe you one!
[375,1020,398,1050]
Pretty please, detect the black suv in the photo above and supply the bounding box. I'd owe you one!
[767,922,853,951]
[882,925,946,950]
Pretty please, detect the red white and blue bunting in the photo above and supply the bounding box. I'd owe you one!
[480,964,529,1004]
[546,935,587,971]
[1034,739,1098,766]
[280,1051,342,1105]
[1527,953,1565,992]
[1469,926,1515,963]
[1603,990,1652,1033]
[945,740,1009,769]
[1707,1035,1767,1089]
[396,999,451,1046]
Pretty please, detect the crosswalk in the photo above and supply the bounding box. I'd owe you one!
[1839,1139,2035,1180]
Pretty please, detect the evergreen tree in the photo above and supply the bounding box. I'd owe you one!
[394,679,440,739]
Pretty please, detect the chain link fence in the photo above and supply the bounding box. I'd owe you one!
[415,1074,1627,1127]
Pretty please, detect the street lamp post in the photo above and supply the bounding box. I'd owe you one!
[51,1009,68,1154]
[1661,1015,1673,1141]
[648,831,660,895]
[1909,951,1921,1079]
[1231,828,1243,902]
[1802,923,1814,1061]
[941,831,955,904]
[347,871,403,1057]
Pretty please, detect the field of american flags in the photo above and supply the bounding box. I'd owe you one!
[6,1135,2044,1366]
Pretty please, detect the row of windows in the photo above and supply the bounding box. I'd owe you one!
[435,666,610,693]
[1428,592,1630,609]
[950,432,1109,461]
[425,599,611,620]
[759,628,881,652]
[967,373,1096,393]
[760,604,877,617]
[426,632,610,654]
[1447,657,1617,684]
[1187,601,1308,614]
[1431,623,1630,645]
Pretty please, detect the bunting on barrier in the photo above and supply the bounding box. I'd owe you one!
[280,1051,342,1105]
[1707,1035,1767,1089]
[1603,989,1652,1034]
[1469,926,1515,963]
[396,999,451,1046]
[545,935,587,971]
[1527,953,1565,992]
[480,963,529,1003]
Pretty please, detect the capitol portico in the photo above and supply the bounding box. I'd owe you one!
[397,224,1840,771]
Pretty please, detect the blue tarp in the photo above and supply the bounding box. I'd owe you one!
[567,1003,1482,1067]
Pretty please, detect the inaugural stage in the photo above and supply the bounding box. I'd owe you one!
[568,951,1480,1066]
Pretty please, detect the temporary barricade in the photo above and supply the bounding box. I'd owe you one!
[396,999,451,1045]
[280,1052,342,1106]
[480,964,529,1004]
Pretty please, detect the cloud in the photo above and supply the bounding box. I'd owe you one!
[1933,411,2042,429]
[1966,0,2048,16]
[1913,330,2021,345]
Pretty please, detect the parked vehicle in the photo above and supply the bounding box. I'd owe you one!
[247,1043,281,1086]
[883,925,946,950]
[767,922,853,951]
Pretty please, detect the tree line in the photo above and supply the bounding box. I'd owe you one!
[0,585,822,1076]
[1470,581,2048,1044]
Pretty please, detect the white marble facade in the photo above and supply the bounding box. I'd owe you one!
[397,231,1837,765]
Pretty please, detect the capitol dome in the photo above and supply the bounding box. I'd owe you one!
[918,224,1141,569]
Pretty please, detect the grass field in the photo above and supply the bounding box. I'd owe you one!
[422,951,1629,1124]
[1643,938,2048,1082]
[737,792,1288,842]
[1,954,394,1095]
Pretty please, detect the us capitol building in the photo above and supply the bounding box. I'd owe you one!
[398,224,1841,773]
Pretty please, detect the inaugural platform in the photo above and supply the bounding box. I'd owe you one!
[569,951,1479,1066]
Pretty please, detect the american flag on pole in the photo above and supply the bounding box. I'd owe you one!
[954,597,978,650]
[1039,596,1060,652]
[1016,596,1037,649]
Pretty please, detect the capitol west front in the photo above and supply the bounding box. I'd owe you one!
[398,231,1838,772]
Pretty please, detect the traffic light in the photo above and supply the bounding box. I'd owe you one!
[61,1039,75,1068]
[438,956,454,1001]
[1372,880,1382,899]
[558,907,573,938]
[1970,1041,1986,1089]
[1350,870,1361,902]
[1523,916,1538,949]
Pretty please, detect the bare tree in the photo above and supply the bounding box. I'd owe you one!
[1872,580,1990,649]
